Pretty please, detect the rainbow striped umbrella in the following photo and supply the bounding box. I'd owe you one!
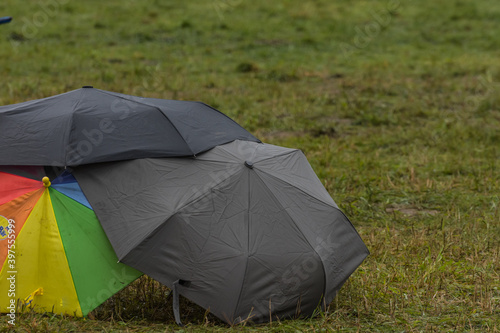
[0,166,142,316]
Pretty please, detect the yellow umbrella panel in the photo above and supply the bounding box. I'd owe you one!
[0,169,142,316]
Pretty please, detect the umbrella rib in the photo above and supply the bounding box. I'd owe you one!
[251,170,329,299]
[210,142,297,165]
[232,167,251,319]
[120,166,244,261]
[252,170,321,250]
[0,90,75,113]
[63,89,86,166]
[94,89,195,156]
[254,168,340,211]
[250,148,300,165]
[213,142,258,162]
[196,102,261,143]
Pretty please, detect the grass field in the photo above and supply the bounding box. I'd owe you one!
[1,0,499,331]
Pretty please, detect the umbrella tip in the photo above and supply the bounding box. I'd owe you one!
[244,161,254,169]
[42,177,51,188]
[82,85,93,88]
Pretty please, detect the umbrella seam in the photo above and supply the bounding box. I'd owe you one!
[193,138,256,158]
[8,188,45,305]
[64,89,85,166]
[213,141,298,165]
[51,184,92,210]
[48,187,86,314]
[214,140,258,162]
[38,189,84,315]
[265,173,363,240]
[254,167,339,211]
[251,148,300,165]
[94,89,195,156]
[255,171,369,267]
[330,209,370,256]
[251,170,329,302]
[49,186,143,315]
[232,166,252,321]
[0,89,76,113]
[196,102,260,143]
[119,166,244,261]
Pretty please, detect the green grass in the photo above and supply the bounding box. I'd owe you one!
[1,0,499,331]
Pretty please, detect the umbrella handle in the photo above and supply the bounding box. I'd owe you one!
[172,279,191,326]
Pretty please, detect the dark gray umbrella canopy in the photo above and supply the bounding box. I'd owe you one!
[74,140,369,324]
[0,87,259,166]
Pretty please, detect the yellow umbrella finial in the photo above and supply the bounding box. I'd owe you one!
[42,177,51,187]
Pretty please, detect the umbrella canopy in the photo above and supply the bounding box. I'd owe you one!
[0,87,259,167]
[0,166,142,316]
[0,17,12,25]
[74,140,369,324]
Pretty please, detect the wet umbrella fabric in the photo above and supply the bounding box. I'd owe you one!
[0,87,259,167]
[0,167,142,316]
[74,140,369,324]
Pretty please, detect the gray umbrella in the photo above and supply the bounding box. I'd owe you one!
[0,87,259,166]
[74,140,369,324]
